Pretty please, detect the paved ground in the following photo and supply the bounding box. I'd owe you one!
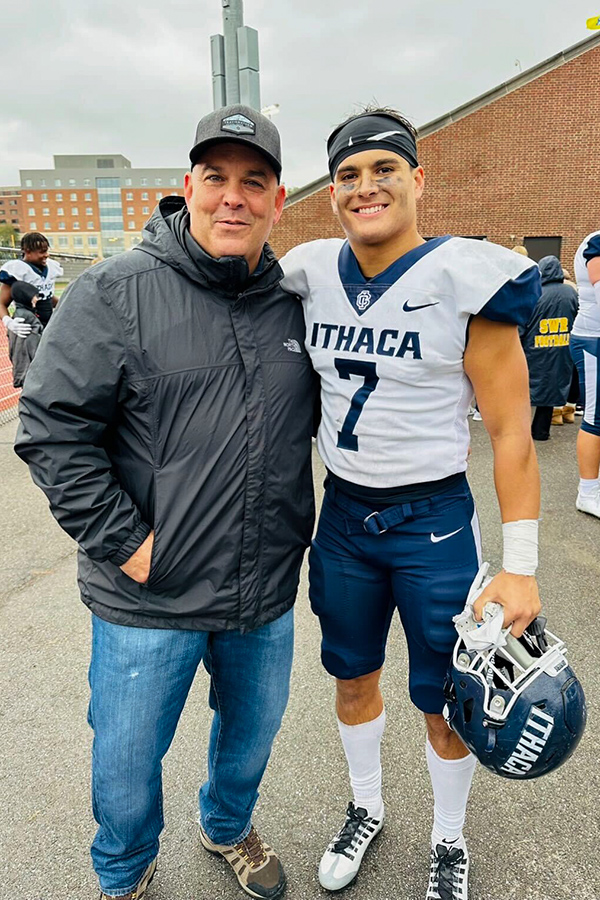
[1,415,599,900]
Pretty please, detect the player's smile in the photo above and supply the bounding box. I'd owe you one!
[351,204,389,217]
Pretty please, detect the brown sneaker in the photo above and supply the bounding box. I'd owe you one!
[551,408,564,425]
[199,823,286,899]
[99,858,157,900]
[562,404,576,424]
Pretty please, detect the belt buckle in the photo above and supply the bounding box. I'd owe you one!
[363,511,388,535]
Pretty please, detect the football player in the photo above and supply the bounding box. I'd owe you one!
[281,108,542,900]
[1,232,63,335]
[570,230,600,517]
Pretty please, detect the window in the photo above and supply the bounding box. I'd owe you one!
[84,192,91,201]
[54,179,61,187]
[89,236,98,247]
[127,206,134,215]
[57,208,64,216]
[26,193,34,201]
[126,192,133,200]
[128,221,136,229]
[47,236,54,247]
[11,219,18,225]
[141,192,148,200]
[140,178,148,186]
[41,193,48,201]
[56,193,63,201]
[524,236,562,262]
[84,179,91,187]
[156,192,163,200]
[70,192,77,200]
[87,222,95,229]
[73,236,83,247]
[59,236,68,247]
[9,199,17,205]
[125,178,132,186]
[25,179,32,187]
[40,179,46,187]
[170,177,177,186]
[72,207,79,215]
[69,179,76,187]
[29,222,37,229]
[42,208,49,216]
[142,207,149,215]
[59,222,66,230]
[86,207,93,215]
[73,222,80,230]
[28,207,36,216]
[97,158,115,169]
[155,178,162,186]
[44,222,51,230]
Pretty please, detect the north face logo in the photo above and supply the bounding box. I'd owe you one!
[283,338,302,353]
[221,114,256,135]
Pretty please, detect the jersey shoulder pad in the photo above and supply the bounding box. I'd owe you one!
[581,231,600,263]
[280,238,344,298]
[444,238,540,326]
[48,259,64,278]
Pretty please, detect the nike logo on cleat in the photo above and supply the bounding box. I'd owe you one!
[402,300,439,312]
[430,527,464,543]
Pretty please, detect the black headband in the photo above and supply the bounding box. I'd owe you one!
[327,113,419,180]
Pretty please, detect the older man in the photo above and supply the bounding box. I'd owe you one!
[15,105,316,900]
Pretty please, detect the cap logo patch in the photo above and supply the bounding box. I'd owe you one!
[221,114,256,135]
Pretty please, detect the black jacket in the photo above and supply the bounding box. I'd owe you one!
[521,256,579,407]
[15,198,316,632]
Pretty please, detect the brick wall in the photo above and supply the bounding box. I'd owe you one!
[270,44,600,268]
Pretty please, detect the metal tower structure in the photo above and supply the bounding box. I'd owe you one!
[211,0,260,110]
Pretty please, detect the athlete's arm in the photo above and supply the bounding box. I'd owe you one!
[51,294,60,308]
[588,257,600,314]
[464,315,541,638]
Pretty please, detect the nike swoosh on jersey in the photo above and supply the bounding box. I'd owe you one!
[430,527,464,543]
[403,300,440,312]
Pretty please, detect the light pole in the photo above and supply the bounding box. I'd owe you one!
[211,0,261,110]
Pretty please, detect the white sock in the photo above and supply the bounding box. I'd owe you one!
[426,738,476,847]
[337,709,386,820]
[579,477,599,498]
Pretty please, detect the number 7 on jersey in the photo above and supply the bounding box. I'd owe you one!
[335,358,380,452]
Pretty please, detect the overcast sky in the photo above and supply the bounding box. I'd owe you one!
[3,1,597,190]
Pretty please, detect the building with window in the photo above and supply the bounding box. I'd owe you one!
[270,32,600,268]
[0,187,23,235]
[19,154,188,257]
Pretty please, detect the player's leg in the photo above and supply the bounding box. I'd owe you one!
[88,615,206,897]
[391,480,480,899]
[571,335,600,516]
[309,486,394,891]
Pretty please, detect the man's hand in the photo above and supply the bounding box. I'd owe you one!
[473,570,541,638]
[3,315,32,337]
[120,531,154,584]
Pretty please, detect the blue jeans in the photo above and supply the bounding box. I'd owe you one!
[88,609,294,896]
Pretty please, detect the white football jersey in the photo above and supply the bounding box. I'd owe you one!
[0,257,63,305]
[281,237,539,488]
[572,231,600,338]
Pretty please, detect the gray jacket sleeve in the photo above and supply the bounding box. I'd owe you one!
[14,275,151,565]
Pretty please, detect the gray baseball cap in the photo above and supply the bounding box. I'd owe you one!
[189,104,282,180]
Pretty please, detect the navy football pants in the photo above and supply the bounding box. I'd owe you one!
[309,478,482,714]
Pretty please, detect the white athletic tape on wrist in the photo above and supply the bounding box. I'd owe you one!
[502,519,538,575]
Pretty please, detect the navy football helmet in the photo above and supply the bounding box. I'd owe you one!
[444,600,586,779]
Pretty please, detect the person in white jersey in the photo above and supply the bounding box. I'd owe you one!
[570,231,600,517]
[1,232,62,335]
[281,108,542,900]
